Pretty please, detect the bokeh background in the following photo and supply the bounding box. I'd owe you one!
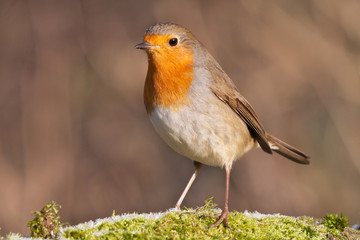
[1,0,360,235]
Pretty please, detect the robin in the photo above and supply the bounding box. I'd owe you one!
[135,22,310,228]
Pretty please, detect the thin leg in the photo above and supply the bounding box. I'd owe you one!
[174,162,202,210]
[207,165,231,229]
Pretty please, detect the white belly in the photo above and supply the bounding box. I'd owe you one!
[149,93,256,168]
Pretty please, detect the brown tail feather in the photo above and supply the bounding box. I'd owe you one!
[266,134,310,165]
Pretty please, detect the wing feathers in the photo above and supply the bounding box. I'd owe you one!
[213,90,272,154]
[207,57,309,164]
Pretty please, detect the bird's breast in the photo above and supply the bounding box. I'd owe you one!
[143,47,194,113]
[147,67,257,168]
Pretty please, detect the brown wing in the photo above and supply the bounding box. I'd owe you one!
[209,64,272,154]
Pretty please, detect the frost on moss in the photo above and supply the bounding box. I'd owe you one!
[3,200,360,240]
[58,210,352,240]
[57,200,357,240]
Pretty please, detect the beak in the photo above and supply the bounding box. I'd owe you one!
[135,42,152,50]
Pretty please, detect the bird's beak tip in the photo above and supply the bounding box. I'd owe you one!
[135,42,152,50]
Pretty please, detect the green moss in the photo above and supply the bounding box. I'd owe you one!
[61,211,339,240]
[27,201,67,238]
[323,213,349,232]
[59,199,355,240]
[3,199,359,239]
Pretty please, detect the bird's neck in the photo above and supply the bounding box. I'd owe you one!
[144,50,194,113]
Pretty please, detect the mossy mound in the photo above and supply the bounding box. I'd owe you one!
[59,211,358,240]
[4,200,360,239]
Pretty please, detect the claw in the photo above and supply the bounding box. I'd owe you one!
[204,209,231,229]
[204,166,232,229]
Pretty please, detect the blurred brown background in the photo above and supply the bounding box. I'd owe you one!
[1,0,360,235]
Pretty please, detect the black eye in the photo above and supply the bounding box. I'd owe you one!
[169,38,178,46]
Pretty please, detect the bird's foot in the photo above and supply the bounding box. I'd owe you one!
[203,208,230,229]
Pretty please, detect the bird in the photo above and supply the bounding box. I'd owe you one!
[135,22,310,228]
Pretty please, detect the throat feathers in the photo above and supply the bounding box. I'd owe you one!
[143,34,194,113]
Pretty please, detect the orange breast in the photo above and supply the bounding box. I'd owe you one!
[143,37,194,113]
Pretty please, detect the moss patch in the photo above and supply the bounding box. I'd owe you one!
[27,201,67,238]
[3,200,360,239]
[59,211,356,240]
